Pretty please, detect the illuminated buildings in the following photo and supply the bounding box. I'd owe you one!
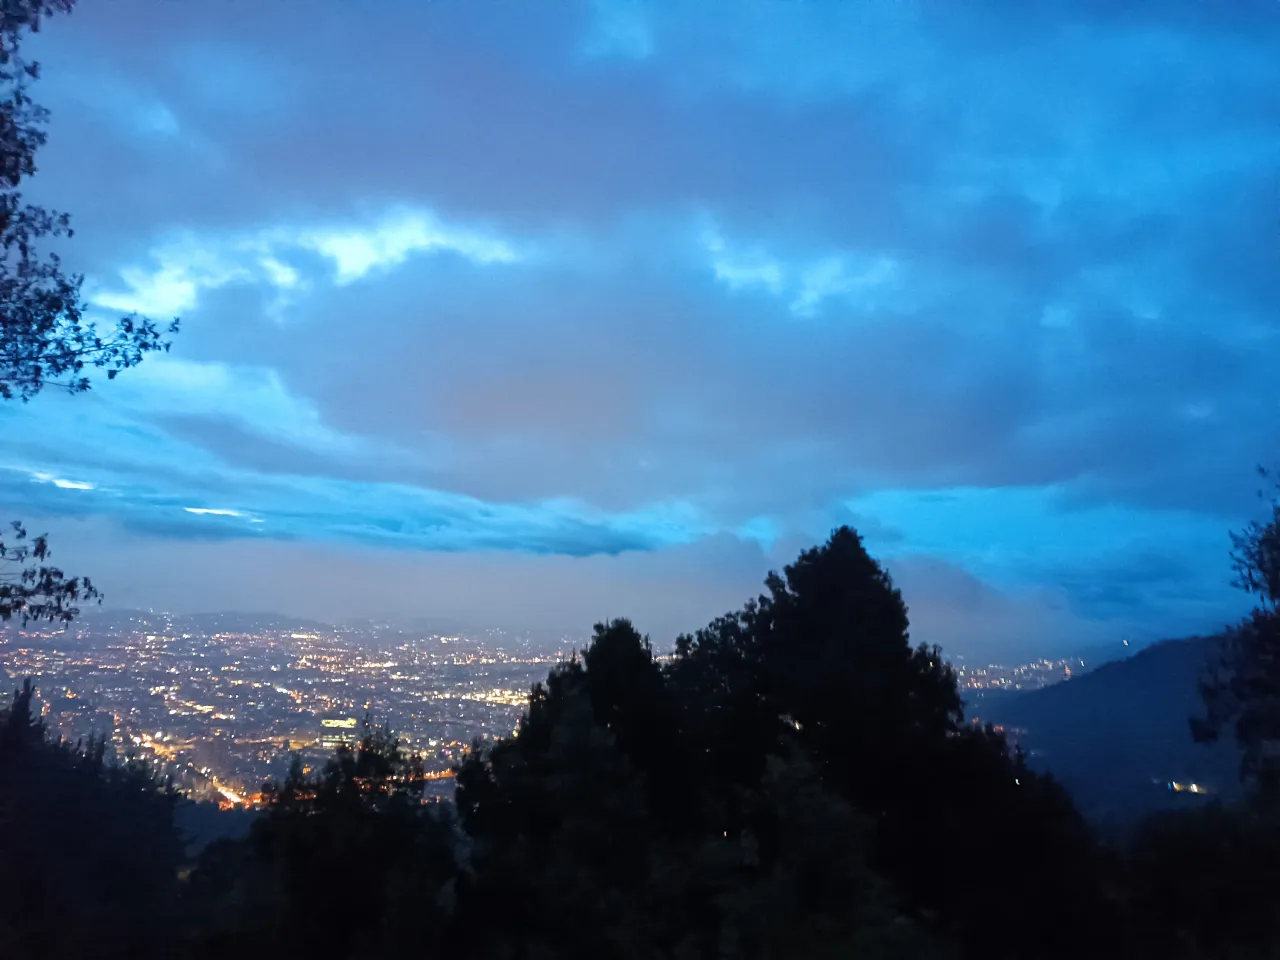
[1,610,572,806]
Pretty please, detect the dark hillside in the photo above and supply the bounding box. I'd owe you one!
[980,637,1242,827]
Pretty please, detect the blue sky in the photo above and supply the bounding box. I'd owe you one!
[3,0,1278,657]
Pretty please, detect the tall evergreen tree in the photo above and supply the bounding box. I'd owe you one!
[454,638,941,960]
[669,527,1111,959]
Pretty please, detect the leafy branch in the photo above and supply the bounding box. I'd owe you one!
[0,519,99,625]
[0,1,177,402]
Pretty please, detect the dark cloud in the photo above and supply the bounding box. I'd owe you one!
[5,0,1278,656]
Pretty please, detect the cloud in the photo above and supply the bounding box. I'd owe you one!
[287,209,523,284]
[31,472,96,492]
[581,0,654,61]
[19,516,767,641]
[701,222,901,317]
[7,0,1279,655]
[104,356,372,458]
[86,207,527,320]
[0,372,716,560]
[888,556,1121,666]
[20,514,1161,663]
[89,237,252,316]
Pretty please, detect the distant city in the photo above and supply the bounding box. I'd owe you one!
[0,610,582,807]
[1,610,1088,809]
[955,656,1085,696]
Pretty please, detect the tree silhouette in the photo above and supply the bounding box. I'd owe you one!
[457,619,713,849]
[1194,467,1280,800]
[0,20,186,942]
[263,713,429,815]
[0,678,183,960]
[669,527,1111,959]
[1,0,178,402]
[0,675,42,746]
[1127,803,1280,959]
[453,637,941,960]
[0,0,176,629]
[18,523,1275,958]
[671,529,961,794]
[183,714,458,959]
[707,753,948,960]
[0,520,100,624]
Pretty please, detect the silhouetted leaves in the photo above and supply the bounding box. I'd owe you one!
[0,0,177,403]
[182,716,458,958]
[0,678,183,960]
[1195,468,1280,800]
[1,0,178,636]
[0,520,101,624]
[453,640,942,960]
[668,527,1109,959]
[1127,804,1280,959]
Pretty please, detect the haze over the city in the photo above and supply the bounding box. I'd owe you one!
[3,0,1277,659]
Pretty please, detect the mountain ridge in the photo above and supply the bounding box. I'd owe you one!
[980,634,1244,827]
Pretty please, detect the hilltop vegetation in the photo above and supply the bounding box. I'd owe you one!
[4,524,1280,960]
[0,680,183,959]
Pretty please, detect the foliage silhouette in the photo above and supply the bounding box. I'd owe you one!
[13,526,1280,958]
[1,0,178,403]
[0,0,176,627]
[0,679,183,960]
[1126,803,1280,960]
[454,629,943,960]
[0,519,100,624]
[668,527,1111,959]
[181,715,459,958]
[1195,467,1280,800]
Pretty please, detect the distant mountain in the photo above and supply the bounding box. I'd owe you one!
[1069,639,1146,670]
[395,616,471,631]
[171,611,337,633]
[979,636,1244,829]
[72,609,338,634]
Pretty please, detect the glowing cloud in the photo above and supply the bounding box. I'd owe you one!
[702,226,785,295]
[292,209,522,285]
[30,471,96,491]
[89,235,253,316]
[701,225,899,316]
[88,207,525,319]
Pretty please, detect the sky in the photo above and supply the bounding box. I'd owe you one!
[3,0,1279,659]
